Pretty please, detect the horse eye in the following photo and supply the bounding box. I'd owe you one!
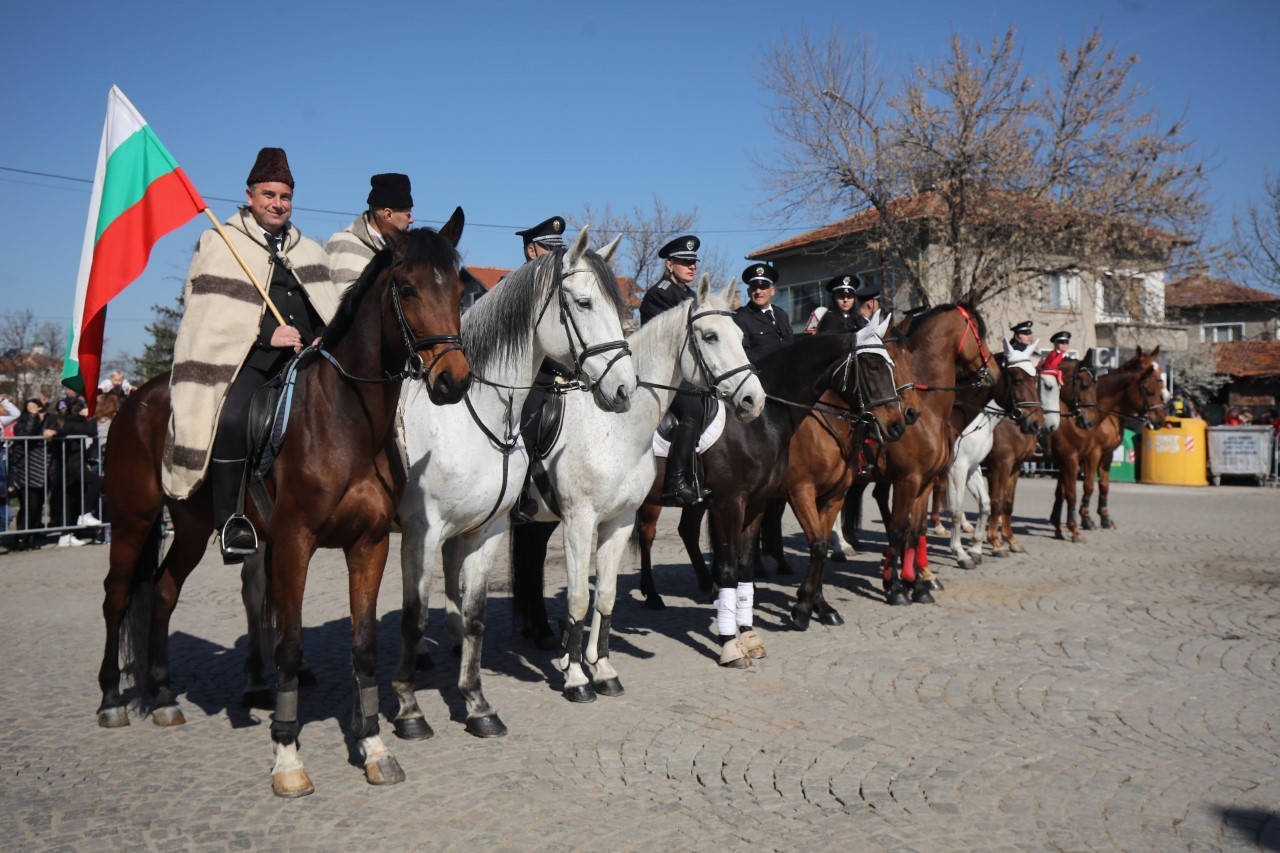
[702,332,718,344]
[400,283,416,298]
[576,297,592,310]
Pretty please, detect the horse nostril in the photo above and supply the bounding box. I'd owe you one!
[740,395,755,412]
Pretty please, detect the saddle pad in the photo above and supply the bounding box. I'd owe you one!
[652,399,725,458]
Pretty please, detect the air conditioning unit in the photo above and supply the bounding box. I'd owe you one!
[1094,347,1121,369]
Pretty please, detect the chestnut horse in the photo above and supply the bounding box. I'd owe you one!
[984,356,1095,556]
[96,217,471,797]
[847,304,996,605]
[1048,347,1167,541]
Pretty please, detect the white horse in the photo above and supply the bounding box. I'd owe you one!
[945,341,1061,569]
[390,227,637,739]
[517,275,765,700]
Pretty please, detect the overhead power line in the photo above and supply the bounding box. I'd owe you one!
[0,164,819,236]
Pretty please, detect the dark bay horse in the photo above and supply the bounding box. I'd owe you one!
[1048,347,1167,541]
[637,324,906,665]
[984,357,1096,556]
[96,216,471,797]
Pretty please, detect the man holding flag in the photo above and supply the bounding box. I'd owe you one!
[166,147,340,562]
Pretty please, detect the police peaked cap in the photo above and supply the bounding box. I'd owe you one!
[516,216,567,247]
[853,278,880,300]
[367,173,413,210]
[658,234,700,260]
[246,147,294,188]
[1010,320,1034,335]
[1050,330,1072,344]
[742,263,779,287]
[826,273,861,294]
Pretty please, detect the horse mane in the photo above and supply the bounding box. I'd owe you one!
[753,331,850,399]
[462,246,627,374]
[320,227,461,349]
[905,302,988,340]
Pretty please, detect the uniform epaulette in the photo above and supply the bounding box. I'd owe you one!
[657,281,670,291]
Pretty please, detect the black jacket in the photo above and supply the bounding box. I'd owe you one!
[639,276,695,325]
[817,309,860,335]
[734,303,794,362]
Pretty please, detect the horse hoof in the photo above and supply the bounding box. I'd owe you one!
[242,688,274,709]
[594,677,625,697]
[272,768,315,798]
[415,651,435,670]
[971,553,983,566]
[817,609,844,627]
[643,595,667,611]
[789,608,812,631]
[739,630,767,659]
[990,548,1008,559]
[912,587,936,605]
[1101,517,1115,530]
[1009,542,1026,554]
[961,523,975,535]
[465,714,508,738]
[1071,533,1084,544]
[886,590,911,607]
[563,684,597,704]
[97,706,130,728]
[297,668,318,688]
[365,753,406,786]
[1081,517,1095,531]
[829,551,846,563]
[151,705,186,727]
[1053,530,1066,541]
[393,715,435,741]
[957,558,974,571]
[928,578,944,591]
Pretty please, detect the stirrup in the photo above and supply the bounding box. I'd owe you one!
[220,515,259,557]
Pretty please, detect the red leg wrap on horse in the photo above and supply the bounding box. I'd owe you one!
[916,535,929,569]
[881,549,895,583]
[901,546,917,583]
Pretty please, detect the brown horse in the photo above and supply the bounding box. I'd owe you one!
[1048,347,1167,541]
[96,216,471,797]
[853,304,995,605]
[984,357,1097,556]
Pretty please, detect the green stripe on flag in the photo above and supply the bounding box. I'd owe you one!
[94,126,181,243]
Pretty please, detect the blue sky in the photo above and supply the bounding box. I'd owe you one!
[1,0,1276,367]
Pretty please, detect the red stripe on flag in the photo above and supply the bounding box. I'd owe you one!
[78,168,204,409]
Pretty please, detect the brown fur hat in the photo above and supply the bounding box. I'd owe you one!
[246,147,294,188]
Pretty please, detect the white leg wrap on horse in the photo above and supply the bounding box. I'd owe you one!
[716,587,738,637]
[735,582,754,629]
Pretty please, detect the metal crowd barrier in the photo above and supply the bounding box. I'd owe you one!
[2,434,108,545]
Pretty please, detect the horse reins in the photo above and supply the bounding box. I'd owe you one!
[906,305,994,393]
[637,301,758,403]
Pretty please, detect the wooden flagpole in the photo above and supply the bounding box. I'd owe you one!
[203,208,287,325]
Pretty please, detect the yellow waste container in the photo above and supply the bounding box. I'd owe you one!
[1140,417,1208,486]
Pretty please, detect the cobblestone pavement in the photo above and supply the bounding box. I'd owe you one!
[1,477,1278,851]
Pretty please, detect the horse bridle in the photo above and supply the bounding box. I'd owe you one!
[532,252,631,392]
[954,305,994,387]
[996,363,1043,429]
[389,258,465,381]
[1064,362,1099,428]
[681,302,757,402]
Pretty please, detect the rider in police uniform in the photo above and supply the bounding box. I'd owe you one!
[816,273,861,334]
[733,262,793,361]
[640,235,708,505]
[1009,320,1035,352]
[1040,330,1072,372]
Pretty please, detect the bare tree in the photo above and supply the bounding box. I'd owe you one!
[0,309,66,398]
[1233,170,1280,294]
[758,26,1210,309]
[576,196,733,293]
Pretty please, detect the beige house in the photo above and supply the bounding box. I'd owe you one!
[748,191,1188,368]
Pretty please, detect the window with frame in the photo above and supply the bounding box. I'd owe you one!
[1100,273,1143,319]
[1044,273,1080,311]
[1201,323,1244,343]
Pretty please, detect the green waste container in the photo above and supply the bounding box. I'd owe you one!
[1109,429,1136,482]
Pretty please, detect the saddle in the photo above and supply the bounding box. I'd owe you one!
[653,395,722,455]
[520,373,576,520]
[241,349,316,523]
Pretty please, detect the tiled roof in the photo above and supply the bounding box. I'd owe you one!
[1212,341,1280,377]
[1165,276,1280,308]
[750,188,1187,258]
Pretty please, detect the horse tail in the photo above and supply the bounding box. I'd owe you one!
[119,516,164,688]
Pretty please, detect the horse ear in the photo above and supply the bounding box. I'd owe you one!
[877,311,892,337]
[438,206,465,248]
[567,225,590,266]
[597,232,622,265]
[728,283,742,310]
[1002,339,1013,357]
[696,272,711,303]
[1149,345,1161,360]
[1080,348,1095,369]
[1030,338,1040,353]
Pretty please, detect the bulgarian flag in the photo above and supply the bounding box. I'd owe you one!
[63,85,206,411]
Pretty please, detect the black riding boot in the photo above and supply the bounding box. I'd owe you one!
[662,415,711,507]
[209,458,258,563]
